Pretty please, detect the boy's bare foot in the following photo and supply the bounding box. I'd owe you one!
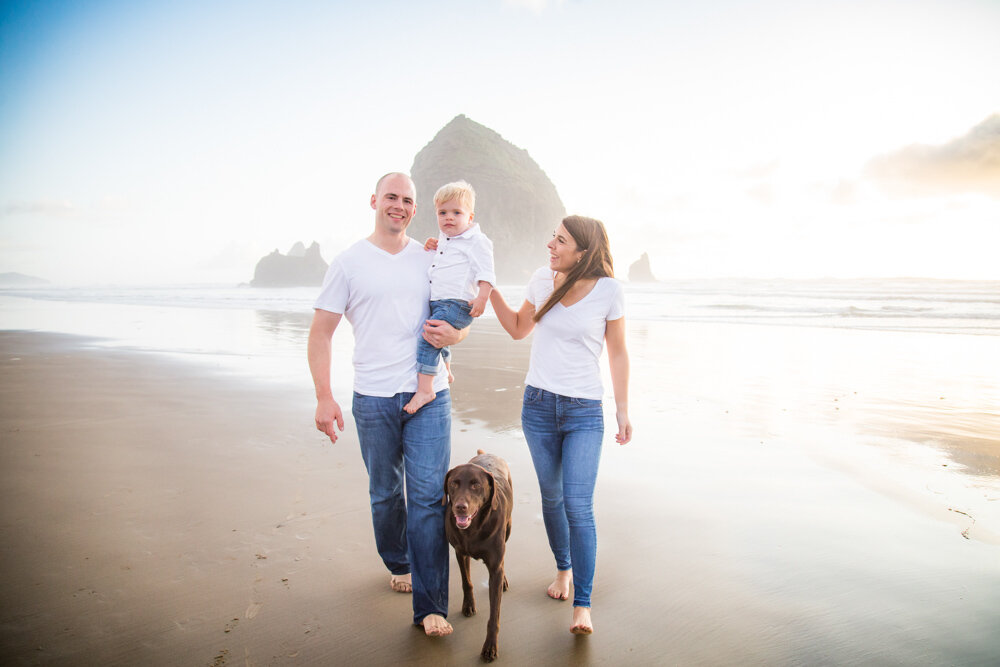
[421,614,453,636]
[446,367,455,383]
[403,390,436,414]
[547,569,572,600]
[570,607,593,635]
[390,574,412,593]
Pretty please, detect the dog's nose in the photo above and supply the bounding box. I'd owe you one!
[455,501,468,513]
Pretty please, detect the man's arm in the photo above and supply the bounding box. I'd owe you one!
[307,309,345,443]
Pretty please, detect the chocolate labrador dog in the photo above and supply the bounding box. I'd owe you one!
[443,450,513,662]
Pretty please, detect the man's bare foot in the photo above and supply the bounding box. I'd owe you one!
[390,574,412,593]
[421,614,453,636]
[570,607,593,635]
[547,569,572,600]
[403,389,436,414]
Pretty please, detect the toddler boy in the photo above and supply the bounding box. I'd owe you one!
[403,181,495,414]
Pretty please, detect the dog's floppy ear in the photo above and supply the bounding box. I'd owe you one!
[442,469,453,506]
[488,472,499,510]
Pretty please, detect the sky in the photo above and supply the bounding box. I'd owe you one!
[1,0,998,285]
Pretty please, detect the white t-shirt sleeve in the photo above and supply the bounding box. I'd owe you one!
[607,278,625,321]
[313,256,349,313]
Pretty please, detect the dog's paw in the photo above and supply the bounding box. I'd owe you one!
[463,596,476,617]
[481,639,498,662]
[502,575,509,592]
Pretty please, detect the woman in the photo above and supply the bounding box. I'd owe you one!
[490,215,632,635]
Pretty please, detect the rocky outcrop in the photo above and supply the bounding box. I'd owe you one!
[410,115,566,283]
[628,253,657,282]
[251,242,328,287]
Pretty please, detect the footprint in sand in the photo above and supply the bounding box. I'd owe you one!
[245,601,262,619]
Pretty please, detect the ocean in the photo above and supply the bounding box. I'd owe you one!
[2,277,998,349]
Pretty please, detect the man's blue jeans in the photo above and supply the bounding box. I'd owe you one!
[416,299,473,375]
[352,389,452,623]
[521,385,604,608]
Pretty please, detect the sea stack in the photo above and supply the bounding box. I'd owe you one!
[410,115,566,283]
[628,252,657,282]
[250,241,328,287]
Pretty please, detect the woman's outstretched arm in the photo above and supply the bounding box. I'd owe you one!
[490,288,536,340]
[605,317,632,445]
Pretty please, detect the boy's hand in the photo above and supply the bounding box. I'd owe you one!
[424,237,438,251]
[469,294,488,318]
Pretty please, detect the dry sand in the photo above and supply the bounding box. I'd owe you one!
[2,326,999,666]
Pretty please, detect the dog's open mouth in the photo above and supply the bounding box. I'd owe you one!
[454,511,477,529]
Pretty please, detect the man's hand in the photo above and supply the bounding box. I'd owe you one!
[422,319,466,348]
[424,237,438,251]
[315,396,345,444]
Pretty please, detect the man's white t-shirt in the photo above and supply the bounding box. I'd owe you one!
[313,238,449,397]
[428,223,496,302]
[524,267,625,400]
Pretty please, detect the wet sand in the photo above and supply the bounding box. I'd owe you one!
[2,325,999,665]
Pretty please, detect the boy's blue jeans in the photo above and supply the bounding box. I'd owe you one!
[416,298,474,375]
[352,389,452,624]
[520,385,604,608]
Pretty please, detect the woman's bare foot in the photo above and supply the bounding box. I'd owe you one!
[547,569,572,600]
[570,607,593,635]
[390,574,412,593]
[403,389,436,414]
[421,614,453,636]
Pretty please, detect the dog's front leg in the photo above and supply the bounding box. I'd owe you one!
[481,557,504,662]
[456,551,476,617]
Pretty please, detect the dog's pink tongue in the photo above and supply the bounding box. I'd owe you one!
[455,515,472,529]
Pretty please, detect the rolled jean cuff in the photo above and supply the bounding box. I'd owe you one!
[417,362,440,376]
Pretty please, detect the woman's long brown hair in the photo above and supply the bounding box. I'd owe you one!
[534,215,614,322]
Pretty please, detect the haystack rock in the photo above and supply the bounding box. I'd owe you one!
[628,252,657,282]
[251,241,328,287]
[410,115,566,283]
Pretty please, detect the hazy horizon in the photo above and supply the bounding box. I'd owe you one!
[2,0,999,286]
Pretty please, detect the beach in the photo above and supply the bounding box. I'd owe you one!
[2,288,1000,665]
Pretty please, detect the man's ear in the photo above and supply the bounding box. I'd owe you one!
[371,193,377,210]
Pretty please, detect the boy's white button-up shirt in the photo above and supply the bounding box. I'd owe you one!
[428,223,496,301]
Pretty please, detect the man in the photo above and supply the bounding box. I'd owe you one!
[308,172,465,637]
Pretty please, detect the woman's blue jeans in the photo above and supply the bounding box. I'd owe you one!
[521,385,604,608]
[352,389,452,624]
[416,299,473,375]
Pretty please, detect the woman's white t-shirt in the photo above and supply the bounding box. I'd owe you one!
[523,267,625,400]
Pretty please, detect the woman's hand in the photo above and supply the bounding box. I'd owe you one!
[615,409,632,445]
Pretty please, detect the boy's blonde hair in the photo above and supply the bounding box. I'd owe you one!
[433,180,476,211]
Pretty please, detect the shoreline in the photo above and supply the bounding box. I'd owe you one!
[1,329,999,664]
